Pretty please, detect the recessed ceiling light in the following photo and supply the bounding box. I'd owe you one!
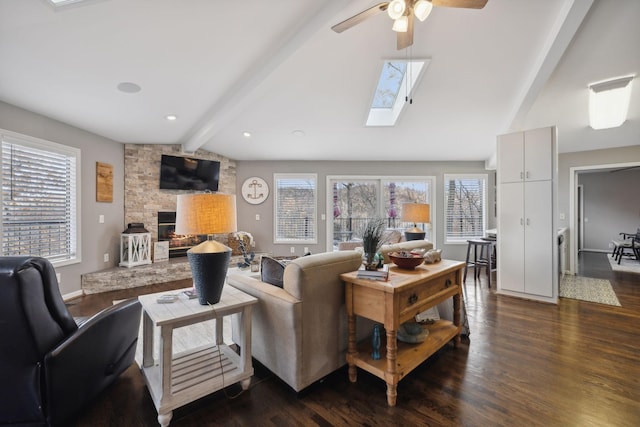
[165,114,178,121]
[243,131,252,138]
[292,130,306,137]
[116,82,142,94]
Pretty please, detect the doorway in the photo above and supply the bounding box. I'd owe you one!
[569,161,640,274]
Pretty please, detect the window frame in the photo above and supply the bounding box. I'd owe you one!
[273,173,318,245]
[443,173,487,244]
[1,129,82,266]
[326,175,436,251]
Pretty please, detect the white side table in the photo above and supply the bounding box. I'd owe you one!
[138,286,257,427]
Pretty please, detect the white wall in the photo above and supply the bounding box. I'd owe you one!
[0,101,125,296]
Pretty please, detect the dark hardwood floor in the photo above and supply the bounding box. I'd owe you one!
[66,252,640,426]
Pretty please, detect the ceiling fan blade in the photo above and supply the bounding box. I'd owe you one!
[331,2,389,33]
[431,0,488,9]
[397,14,414,50]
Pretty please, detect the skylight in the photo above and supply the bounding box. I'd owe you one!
[366,59,429,127]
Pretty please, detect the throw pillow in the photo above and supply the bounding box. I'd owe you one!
[260,256,286,288]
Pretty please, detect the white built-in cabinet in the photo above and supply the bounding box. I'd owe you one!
[497,126,557,303]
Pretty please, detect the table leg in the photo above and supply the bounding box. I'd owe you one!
[160,326,173,405]
[385,328,398,406]
[347,312,357,383]
[453,292,461,347]
[158,411,172,427]
[142,311,154,368]
[239,306,253,373]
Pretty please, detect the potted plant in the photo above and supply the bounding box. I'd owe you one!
[362,218,386,270]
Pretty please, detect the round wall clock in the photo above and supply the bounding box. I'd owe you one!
[241,177,269,204]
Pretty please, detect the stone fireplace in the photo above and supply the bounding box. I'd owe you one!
[80,144,238,294]
[123,143,236,244]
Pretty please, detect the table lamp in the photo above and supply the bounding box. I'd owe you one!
[401,203,430,241]
[175,193,237,305]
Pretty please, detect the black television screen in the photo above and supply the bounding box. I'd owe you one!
[159,154,220,191]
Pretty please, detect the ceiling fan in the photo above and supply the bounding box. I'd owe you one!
[332,0,488,50]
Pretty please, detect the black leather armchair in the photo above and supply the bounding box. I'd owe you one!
[0,256,142,426]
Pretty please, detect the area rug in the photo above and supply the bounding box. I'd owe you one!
[608,256,640,274]
[559,275,621,306]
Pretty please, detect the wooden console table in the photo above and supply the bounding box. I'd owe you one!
[341,259,464,406]
[138,286,257,427]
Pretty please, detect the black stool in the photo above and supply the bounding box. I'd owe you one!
[463,239,496,288]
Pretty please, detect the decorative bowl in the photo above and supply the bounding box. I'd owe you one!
[397,322,429,343]
[388,251,424,269]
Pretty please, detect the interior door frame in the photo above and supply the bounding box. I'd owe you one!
[577,184,584,252]
[569,161,640,274]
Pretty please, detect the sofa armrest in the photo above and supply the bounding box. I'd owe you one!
[227,273,300,305]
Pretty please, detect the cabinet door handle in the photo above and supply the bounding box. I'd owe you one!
[526,171,530,179]
[445,279,452,288]
[520,171,524,180]
[520,218,524,226]
[526,218,530,226]
[408,294,418,305]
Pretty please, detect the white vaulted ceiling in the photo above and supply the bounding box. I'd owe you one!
[0,0,637,161]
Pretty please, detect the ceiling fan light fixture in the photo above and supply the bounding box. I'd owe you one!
[387,0,406,20]
[392,16,409,33]
[414,0,433,22]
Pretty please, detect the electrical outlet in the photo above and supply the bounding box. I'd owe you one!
[56,273,61,283]
[104,253,109,262]
[255,214,260,221]
[99,214,105,223]
[304,247,309,253]
[559,213,565,220]
[290,247,295,254]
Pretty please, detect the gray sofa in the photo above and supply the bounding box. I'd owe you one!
[227,240,437,392]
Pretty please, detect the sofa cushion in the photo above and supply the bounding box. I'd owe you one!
[260,256,286,287]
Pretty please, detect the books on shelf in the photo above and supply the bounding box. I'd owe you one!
[356,264,389,281]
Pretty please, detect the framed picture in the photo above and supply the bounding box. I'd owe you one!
[96,162,113,202]
[153,241,169,263]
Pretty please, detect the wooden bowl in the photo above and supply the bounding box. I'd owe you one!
[388,252,424,269]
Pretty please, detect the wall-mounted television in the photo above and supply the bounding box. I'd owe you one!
[159,154,220,191]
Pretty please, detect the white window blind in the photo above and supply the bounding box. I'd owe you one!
[274,173,317,244]
[1,133,79,263]
[444,174,487,243]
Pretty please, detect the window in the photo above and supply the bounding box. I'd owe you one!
[274,173,317,244]
[444,174,487,243]
[1,131,80,265]
[328,176,435,249]
[366,59,430,127]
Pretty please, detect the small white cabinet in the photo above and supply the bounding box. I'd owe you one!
[499,127,553,184]
[497,127,557,302]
